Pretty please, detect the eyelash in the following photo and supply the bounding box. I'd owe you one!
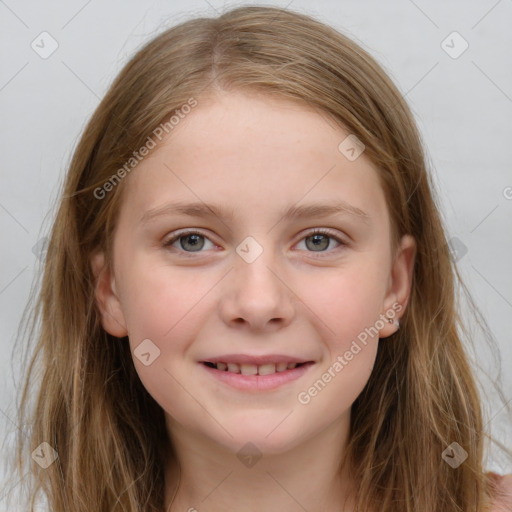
[162,228,347,257]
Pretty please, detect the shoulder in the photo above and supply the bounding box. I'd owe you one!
[488,473,512,512]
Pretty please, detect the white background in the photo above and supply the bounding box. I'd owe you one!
[1,0,511,506]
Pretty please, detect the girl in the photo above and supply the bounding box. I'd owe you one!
[8,5,512,511]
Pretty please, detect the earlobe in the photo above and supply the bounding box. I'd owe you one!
[90,250,128,338]
[379,234,417,339]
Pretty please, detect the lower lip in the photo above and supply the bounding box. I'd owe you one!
[200,362,315,391]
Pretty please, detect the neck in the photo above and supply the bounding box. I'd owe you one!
[164,414,356,512]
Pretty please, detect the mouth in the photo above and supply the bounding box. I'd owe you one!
[201,360,312,375]
[198,355,316,391]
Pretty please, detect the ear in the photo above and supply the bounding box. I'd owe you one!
[90,250,128,337]
[379,234,416,339]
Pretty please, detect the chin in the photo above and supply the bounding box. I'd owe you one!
[211,419,309,457]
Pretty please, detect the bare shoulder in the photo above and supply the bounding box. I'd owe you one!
[489,473,512,512]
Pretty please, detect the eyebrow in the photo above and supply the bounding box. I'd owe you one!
[140,200,370,225]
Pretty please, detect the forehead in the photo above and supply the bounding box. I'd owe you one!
[118,91,388,227]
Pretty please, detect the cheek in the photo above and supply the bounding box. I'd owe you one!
[117,258,215,382]
[299,259,387,351]
[117,263,209,420]
[295,267,383,417]
[119,257,210,340]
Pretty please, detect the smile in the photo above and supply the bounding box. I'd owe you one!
[199,356,316,391]
[202,361,308,375]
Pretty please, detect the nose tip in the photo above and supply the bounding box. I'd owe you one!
[221,255,295,332]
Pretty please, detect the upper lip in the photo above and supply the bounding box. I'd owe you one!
[200,354,313,365]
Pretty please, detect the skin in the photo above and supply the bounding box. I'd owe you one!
[92,90,416,511]
[489,474,512,511]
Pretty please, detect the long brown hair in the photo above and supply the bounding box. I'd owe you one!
[6,5,511,511]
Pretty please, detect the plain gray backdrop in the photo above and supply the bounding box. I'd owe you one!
[1,0,511,506]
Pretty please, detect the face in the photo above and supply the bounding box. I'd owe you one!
[92,90,416,455]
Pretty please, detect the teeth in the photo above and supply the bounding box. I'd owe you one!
[258,363,276,375]
[227,363,240,373]
[211,361,304,375]
[240,364,258,375]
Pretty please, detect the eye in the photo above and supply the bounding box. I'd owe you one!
[163,228,346,256]
[295,228,346,255]
[163,230,216,254]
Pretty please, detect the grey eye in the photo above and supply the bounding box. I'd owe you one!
[178,233,205,252]
[305,233,331,251]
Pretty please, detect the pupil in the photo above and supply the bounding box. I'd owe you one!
[307,234,328,251]
[182,234,204,251]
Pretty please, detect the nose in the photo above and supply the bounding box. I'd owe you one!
[219,248,296,332]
